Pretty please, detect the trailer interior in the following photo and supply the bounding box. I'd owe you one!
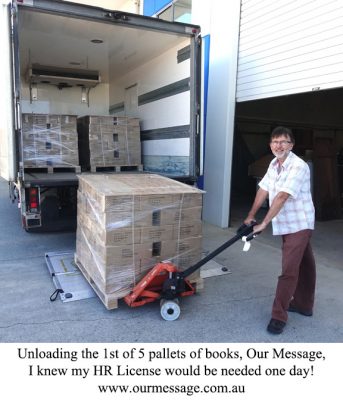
[16,3,199,230]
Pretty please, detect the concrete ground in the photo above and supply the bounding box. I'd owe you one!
[0,177,342,343]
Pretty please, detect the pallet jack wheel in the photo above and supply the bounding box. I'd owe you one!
[160,299,180,321]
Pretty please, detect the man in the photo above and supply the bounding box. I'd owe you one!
[244,126,316,334]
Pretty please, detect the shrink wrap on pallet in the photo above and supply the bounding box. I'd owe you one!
[77,115,141,171]
[76,173,204,309]
[22,113,79,170]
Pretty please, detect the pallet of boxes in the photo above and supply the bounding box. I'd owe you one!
[77,115,142,172]
[22,113,80,172]
[75,173,204,310]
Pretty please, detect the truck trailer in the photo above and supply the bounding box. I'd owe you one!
[0,0,201,230]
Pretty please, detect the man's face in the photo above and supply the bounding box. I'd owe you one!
[270,134,294,161]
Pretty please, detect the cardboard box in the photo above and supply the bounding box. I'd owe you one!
[22,113,79,168]
[76,173,204,303]
[77,115,141,169]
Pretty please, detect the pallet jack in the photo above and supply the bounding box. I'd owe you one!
[124,222,258,321]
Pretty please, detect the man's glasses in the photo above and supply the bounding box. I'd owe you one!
[270,140,291,146]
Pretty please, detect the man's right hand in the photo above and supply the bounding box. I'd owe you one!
[244,217,256,226]
[253,221,267,234]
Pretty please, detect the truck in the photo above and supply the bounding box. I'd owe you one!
[0,0,201,231]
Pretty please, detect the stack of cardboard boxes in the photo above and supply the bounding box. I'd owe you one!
[77,116,141,171]
[76,173,203,309]
[22,114,79,169]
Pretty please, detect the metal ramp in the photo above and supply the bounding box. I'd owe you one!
[44,250,231,304]
[45,250,96,302]
[200,259,231,278]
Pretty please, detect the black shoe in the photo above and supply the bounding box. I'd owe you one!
[288,305,313,317]
[267,318,286,334]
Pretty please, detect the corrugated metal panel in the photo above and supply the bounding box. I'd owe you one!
[237,0,343,102]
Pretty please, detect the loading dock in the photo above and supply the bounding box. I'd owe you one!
[229,0,343,225]
[232,89,343,223]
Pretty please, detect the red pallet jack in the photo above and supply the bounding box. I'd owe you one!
[124,222,258,320]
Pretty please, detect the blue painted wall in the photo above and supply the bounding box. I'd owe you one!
[143,0,171,16]
[197,34,210,190]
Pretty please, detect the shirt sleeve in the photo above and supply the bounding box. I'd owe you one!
[258,163,272,191]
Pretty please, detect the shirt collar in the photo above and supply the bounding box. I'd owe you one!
[271,151,294,171]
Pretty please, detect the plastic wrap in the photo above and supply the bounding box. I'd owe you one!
[76,174,204,305]
[22,114,79,169]
[77,115,141,169]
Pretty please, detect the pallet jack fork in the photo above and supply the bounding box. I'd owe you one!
[124,222,258,321]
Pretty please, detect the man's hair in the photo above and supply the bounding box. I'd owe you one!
[270,126,295,144]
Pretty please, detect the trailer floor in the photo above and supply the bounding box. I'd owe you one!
[0,177,342,343]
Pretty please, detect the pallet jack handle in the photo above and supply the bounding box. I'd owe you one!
[124,222,260,321]
[179,221,258,279]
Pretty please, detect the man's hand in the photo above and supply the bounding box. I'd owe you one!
[244,188,268,227]
[253,221,268,234]
[244,217,256,226]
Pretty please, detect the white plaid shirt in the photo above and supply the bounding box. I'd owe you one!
[259,151,315,235]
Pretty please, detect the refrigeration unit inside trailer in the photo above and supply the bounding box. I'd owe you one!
[0,0,201,230]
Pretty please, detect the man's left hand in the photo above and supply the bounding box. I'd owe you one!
[253,221,268,234]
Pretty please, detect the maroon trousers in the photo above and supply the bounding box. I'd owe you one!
[272,229,316,322]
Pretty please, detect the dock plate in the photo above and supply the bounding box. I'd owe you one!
[45,251,96,302]
[200,259,232,278]
[45,251,231,304]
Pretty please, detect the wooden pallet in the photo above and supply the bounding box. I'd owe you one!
[74,255,121,310]
[24,165,81,174]
[191,276,205,292]
[90,164,143,173]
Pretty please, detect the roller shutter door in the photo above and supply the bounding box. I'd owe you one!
[236,0,343,102]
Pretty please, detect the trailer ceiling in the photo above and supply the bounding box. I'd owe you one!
[18,9,187,82]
